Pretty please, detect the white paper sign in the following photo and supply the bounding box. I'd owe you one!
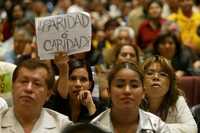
[35,12,91,60]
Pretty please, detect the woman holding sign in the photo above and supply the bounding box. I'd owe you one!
[45,53,106,122]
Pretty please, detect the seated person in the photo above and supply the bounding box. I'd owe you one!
[45,53,107,122]
[91,62,170,132]
[0,59,72,133]
[153,31,197,77]
[141,55,197,133]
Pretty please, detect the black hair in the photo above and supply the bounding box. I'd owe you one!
[61,123,108,133]
[12,59,55,90]
[104,18,120,31]
[153,31,181,58]
[69,59,94,92]
[143,0,163,17]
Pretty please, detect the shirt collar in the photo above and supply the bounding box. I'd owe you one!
[1,108,57,129]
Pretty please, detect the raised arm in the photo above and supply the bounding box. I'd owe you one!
[54,52,69,98]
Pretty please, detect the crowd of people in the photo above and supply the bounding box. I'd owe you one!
[0,0,199,132]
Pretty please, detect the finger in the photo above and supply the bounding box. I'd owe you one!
[83,92,88,100]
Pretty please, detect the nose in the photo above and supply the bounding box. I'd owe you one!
[152,73,160,81]
[75,79,81,88]
[25,82,33,93]
[165,43,171,48]
[124,84,131,93]
[125,54,131,59]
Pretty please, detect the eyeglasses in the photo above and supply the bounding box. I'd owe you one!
[145,70,169,78]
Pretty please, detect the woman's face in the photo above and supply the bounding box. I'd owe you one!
[12,5,23,19]
[117,45,137,64]
[69,68,91,98]
[148,2,162,19]
[143,62,170,99]
[110,68,144,111]
[158,37,176,60]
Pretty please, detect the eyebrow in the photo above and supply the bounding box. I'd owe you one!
[114,78,140,82]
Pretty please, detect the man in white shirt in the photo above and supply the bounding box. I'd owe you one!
[0,59,72,133]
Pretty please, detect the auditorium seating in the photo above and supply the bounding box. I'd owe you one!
[177,76,200,107]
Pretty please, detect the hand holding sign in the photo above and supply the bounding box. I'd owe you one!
[35,12,91,60]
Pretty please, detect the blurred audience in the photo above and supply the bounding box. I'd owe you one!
[153,31,197,77]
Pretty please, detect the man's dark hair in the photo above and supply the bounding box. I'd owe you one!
[12,59,55,90]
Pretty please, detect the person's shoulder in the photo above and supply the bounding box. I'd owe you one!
[128,6,143,17]
[0,108,13,123]
[140,109,162,120]
[176,96,187,105]
[139,109,167,127]
[192,12,200,19]
[167,13,178,21]
[91,109,110,123]
[44,108,72,125]
[138,20,150,30]
[90,109,112,132]
[0,107,10,115]
[0,97,8,110]
[139,109,171,132]
[0,61,16,73]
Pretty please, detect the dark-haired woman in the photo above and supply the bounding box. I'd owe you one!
[45,53,106,122]
[153,31,197,77]
[137,0,167,54]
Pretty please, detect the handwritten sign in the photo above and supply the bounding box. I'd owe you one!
[35,12,91,60]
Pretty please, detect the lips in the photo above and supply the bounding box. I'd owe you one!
[120,97,134,103]
[151,83,161,87]
[19,95,34,102]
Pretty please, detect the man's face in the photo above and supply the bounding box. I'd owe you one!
[117,30,132,46]
[13,67,51,111]
[14,31,29,55]
[179,0,193,12]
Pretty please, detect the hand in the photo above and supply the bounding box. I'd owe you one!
[54,52,69,75]
[176,70,185,78]
[193,60,200,70]
[78,90,96,115]
[22,43,32,55]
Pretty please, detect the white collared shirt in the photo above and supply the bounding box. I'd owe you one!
[91,108,171,133]
[166,96,197,133]
[0,108,72,133]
